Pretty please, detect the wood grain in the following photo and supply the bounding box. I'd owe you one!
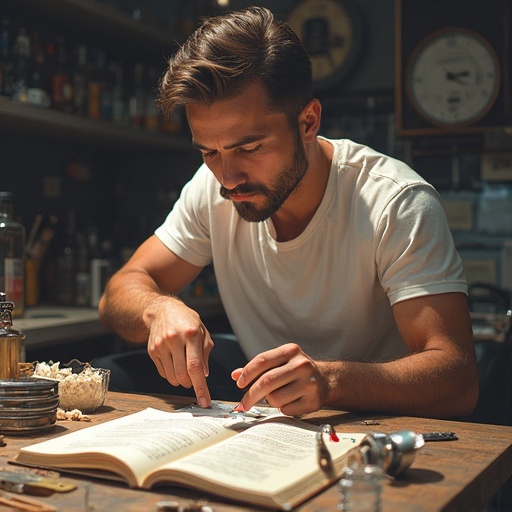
[1,392,511,512]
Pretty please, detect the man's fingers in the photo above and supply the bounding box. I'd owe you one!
[201,325,213,378]
[233,348,291,389]
[233,345,324,415]
[234,367,291,412]
[168,346,192,388]
[148,343,174,381]
[231,348,294,411]
[188,354,211,408]
[188,327,213,408]
[231,368,243,381]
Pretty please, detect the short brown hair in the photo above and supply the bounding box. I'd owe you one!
[157,6,313,123]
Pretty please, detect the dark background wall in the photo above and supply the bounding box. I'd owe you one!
[1,0,511,304]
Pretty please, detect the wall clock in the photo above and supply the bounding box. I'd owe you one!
[395,0,511,136]
[406,28,501,128]
[287,0,365,90]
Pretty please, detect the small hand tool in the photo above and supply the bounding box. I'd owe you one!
[0,469,76,496]
[0,490,57,512]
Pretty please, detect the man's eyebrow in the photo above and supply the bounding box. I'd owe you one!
[192,133,268,152]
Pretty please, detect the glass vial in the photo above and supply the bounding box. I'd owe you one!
[338,463,382,512]
[0,192,25,317]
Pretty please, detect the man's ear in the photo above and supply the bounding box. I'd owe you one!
[299,99,322,143]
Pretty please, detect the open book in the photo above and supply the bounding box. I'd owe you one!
[15,407,364,510]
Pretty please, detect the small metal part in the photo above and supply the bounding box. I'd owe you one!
[156,500,212,512]
[156,501,180,512]
[422,431,458,442]
[349,430,424,477]
[316,425,336,479]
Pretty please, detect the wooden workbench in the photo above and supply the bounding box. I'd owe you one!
[1,391,511,511]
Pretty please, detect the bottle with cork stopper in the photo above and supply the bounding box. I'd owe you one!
[0,292,25,380]
[0,191,25,317]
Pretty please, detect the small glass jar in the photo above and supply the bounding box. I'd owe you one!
[338,463,383,512]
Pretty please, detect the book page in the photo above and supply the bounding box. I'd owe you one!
[149,418,364,493]
[16,408,237,486]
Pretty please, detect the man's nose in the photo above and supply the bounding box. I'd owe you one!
[220,156,246,189]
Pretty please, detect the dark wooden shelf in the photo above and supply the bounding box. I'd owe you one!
[2,0,191,151]
[0,96,193,151]
[3,0,174,57]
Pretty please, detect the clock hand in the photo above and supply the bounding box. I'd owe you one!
[446,70,471,85]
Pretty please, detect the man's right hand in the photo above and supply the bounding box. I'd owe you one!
[145,296,214,408]
[98,235,213,407]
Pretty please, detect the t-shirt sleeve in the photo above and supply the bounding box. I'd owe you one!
[154,165,214,267]
[375,184,468,305]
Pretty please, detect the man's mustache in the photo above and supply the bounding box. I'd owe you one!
[220,183,269,199]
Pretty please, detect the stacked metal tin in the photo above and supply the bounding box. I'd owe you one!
[0,377,59,434]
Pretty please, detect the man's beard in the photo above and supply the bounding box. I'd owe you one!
[219,134,309,222]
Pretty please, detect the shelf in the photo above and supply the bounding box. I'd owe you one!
[0,96,193,151]
[1,0,192,151]
[3,0,174,57]
[17,299,226,350]
[17,307,109,349]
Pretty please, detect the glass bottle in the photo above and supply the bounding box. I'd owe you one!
[74,231,90,306]
[143,66,160,131]
[87,48,105,120]
[338,463,383,512]
[111,61,126,124]
[55,211,77,306]
[0,18,14,97]
[88,224,106,308]
[72,44,88,116]
[0,192,25,318]
[11,27,30,104]
[51,36,73,112]
[100,57,114,121]
[129,62,145,127]
[28,31,50,108]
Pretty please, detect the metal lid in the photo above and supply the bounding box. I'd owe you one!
[0,377,59,397]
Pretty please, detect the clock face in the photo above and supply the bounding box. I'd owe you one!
[406,28,501,126]
[287,0,363,89]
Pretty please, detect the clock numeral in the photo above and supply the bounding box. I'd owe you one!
[446,36,458,48]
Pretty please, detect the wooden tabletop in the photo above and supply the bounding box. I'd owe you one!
[1,391,512,512]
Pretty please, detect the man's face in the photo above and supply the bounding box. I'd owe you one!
[186,81,309,222]
[218,129,308,222]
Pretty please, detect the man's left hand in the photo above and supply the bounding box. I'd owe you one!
[231,343,328,416]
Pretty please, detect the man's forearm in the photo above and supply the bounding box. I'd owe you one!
[99,269,177,343]
[321,350,478,419]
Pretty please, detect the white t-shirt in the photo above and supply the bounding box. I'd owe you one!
[155,138,467,361]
